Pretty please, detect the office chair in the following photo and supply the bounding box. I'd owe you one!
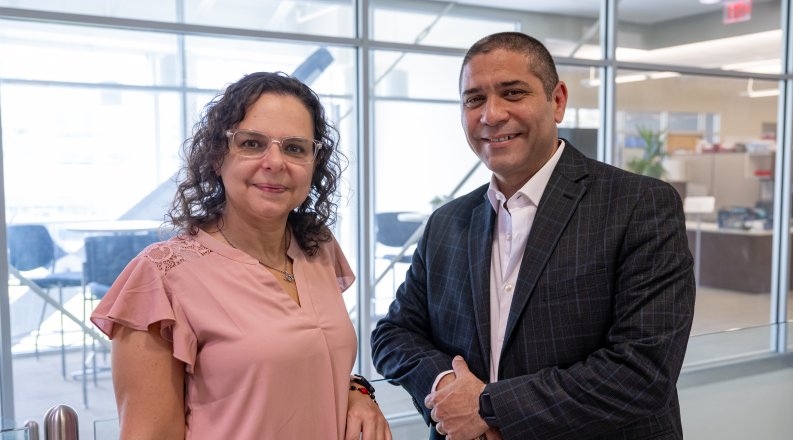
[79,231,159,407]
[375,212,424,263]
[374,212,424,294]
[6,224,83,378]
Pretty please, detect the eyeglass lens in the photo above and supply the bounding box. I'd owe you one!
[230,130,316,163]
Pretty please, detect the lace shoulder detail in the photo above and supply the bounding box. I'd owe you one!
[142,235,212,276]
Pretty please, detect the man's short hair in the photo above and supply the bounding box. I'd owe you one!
[459,32,560,100]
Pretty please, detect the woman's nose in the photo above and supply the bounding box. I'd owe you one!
[259,141,287,170]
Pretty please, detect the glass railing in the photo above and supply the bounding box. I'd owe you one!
[0,427,28,440]
[92,418,119,440]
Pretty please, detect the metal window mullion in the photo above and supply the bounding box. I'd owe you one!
[356,0,374,379]
[177,0,189,144]
[0,81,16,429]
[771,0,793,352]
[599,0,617,165]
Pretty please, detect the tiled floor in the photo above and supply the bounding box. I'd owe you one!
[11,348,118,439]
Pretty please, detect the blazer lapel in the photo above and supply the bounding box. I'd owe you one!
[469,197,496,374]
[501,145,590,355]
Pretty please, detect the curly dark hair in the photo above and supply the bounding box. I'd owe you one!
[167,71,344,255]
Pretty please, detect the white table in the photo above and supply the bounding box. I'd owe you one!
[65,219,164,234]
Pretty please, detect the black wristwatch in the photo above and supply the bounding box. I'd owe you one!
[478,389,498,428]
[350,374,376,400]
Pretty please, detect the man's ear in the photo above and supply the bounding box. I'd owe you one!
[552,80,568,124]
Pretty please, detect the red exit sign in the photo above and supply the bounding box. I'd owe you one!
[724,0,752,24]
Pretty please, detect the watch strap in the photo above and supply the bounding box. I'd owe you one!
[478,389,498,428]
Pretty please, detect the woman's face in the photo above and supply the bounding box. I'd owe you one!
[218,93,315,226]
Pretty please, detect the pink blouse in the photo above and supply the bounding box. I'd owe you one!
[91,229,357,439]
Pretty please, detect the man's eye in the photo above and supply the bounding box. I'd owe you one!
[464,96,484,107]
[504,90,527,99]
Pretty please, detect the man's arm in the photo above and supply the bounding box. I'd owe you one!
[371,215,456,425]
[488,181,695,438]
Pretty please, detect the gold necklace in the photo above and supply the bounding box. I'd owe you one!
[218,227,295,283]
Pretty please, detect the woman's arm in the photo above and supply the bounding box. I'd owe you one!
[112,323,186,440]
[345,379,392,440]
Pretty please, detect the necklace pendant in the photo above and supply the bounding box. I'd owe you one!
[283,272,295,283]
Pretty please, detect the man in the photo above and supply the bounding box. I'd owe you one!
[371,32,695,440]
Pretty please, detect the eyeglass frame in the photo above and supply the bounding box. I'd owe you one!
[225,128,323,164]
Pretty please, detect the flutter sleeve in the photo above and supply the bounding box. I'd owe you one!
[90,243,197,372]
[329,237,355,293]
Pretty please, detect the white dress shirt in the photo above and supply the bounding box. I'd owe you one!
[431,141,566,390]
[485,141,565,382]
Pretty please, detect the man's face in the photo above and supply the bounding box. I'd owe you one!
[460,48,567,195]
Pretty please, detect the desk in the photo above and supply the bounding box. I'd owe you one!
[685,221,780,293]
[65,219,163,234]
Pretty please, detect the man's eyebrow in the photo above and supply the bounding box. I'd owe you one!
[461,86,480,96]
[461,80,531,96]
[500,80,531,88]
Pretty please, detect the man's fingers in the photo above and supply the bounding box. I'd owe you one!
[451,355,469,376]
[424,392,435,409]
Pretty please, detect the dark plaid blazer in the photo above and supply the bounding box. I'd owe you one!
[371,142,695,439]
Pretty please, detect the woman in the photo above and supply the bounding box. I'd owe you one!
[91,72,391,440]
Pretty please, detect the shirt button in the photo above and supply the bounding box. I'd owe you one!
[505,284,513,293]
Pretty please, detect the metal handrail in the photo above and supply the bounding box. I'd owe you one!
[25,420,40,440]
[43,405,78,440]
[372,160,482,288]
[8,265,110,350]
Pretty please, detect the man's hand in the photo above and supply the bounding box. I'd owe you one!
[424,356,489,440]
[484,427,503,439]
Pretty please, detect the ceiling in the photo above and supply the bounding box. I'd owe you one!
[452,0,775,25]
[444,0,781,73]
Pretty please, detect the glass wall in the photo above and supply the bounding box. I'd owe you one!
[1,0,791,438]
[0,3,358,435]
[615,72,780,362]
[615,0,789,367]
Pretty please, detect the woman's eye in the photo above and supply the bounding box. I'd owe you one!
[284,143,306,154]
[240,139,262,149]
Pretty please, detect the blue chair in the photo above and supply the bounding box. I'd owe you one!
[374,212,424,294]
[6,224,83,378]
[83,232,159,300]
[80,231,160,407]
[375,212,423,264]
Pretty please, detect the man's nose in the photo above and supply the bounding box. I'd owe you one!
[480,98,508,125]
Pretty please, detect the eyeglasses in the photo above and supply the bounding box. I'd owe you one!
[225,129,322,164]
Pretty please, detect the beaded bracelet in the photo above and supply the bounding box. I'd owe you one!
[350,385,378,405]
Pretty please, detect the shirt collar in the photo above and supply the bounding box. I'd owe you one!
[486,139,566,211]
